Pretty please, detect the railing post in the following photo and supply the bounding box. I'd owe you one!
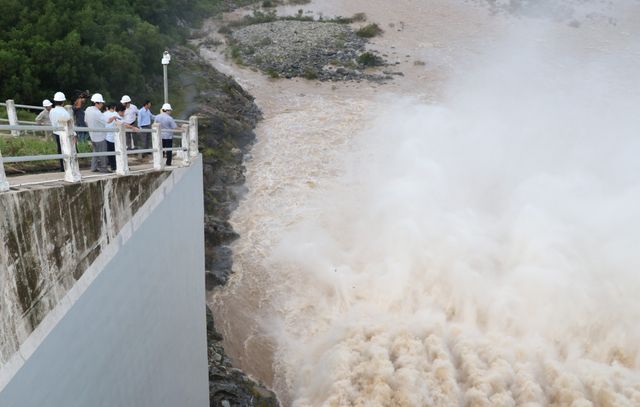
[59,118,81,183]
[151,123,164,171]
[0,149,9,192]
[114,122,129,175]
[189,115,199,159]
[6,100,19,137]
[180,124,191,166]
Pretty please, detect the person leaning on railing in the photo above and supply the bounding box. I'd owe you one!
[35,99,53,138]
[103,103,140,171]
[48,92,73,172]
[103,103,119,171]
[154,103,177,166]
[120,95,139,150]
[84,93,110,173]
[35,99,53,126]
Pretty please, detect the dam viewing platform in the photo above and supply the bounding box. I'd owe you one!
[0,100,210,406]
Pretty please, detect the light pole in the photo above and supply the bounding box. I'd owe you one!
[161,51,171,104]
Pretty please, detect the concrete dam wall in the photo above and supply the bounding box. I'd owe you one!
[0,158,208,406]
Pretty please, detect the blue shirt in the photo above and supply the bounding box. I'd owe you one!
[138,106,155,127]
[154,112,177,140]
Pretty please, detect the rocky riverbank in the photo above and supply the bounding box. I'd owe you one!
[229,20,388,81]
[174,46,279,407]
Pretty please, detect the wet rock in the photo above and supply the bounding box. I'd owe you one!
[229,20,390,82]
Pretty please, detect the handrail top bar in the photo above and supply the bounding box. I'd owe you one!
[0,102,43,110]
[0,125,63,131]
[0,125,155,133]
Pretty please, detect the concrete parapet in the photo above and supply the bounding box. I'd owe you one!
[0,171,169,364]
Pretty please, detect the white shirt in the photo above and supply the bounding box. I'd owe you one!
[103,111,120,143]
[48,106,71,136]
[84,106,106,142]
[123,104,138,124]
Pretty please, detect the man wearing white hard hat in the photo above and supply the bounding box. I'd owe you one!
[48,92,72,172]
[120,95,139,150]
[85,93,110,172]
[35,99,53,126]
[154,103,177,166]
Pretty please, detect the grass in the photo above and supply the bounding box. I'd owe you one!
[287,0,310,4]
[356,23,384,38]
[0,135,92,174]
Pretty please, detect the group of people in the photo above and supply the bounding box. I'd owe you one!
[36,91,178,173]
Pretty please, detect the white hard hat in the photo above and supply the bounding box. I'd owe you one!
[120,95,132,103]
[161,103,172,111]
[42,99,53,107]
[53,92,66,102]
[91,93,105,103]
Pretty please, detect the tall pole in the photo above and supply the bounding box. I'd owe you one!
[163,64,168,104]
[162,51,171,105]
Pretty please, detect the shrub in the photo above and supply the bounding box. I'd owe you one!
[357,52,384,67]
[303,68,319,80]
[265,68,280,78]
[356,23,384,38]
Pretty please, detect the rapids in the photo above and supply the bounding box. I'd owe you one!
[206,0,640,405]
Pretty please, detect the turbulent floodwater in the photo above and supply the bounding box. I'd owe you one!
[208,0,640,405]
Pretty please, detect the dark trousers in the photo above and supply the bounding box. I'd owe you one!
[53,134,64,172]
[106,141,116,171]
[162,138,173,166]
[140,125,151,151]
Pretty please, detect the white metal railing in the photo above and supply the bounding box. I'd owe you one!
[0,113,199,192]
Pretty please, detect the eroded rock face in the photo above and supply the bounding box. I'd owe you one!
[0,172,168,364]
[174,47,279,406]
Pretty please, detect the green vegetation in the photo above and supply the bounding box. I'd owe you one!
[0,0,248,105]
[221,10,373,32]
[357,52,384,67]
[265,68,280,78]
[302,68,318,80]
[356,23,384,38]
[0,135,92,173]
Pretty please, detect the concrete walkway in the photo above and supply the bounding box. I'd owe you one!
[5,157,184,191]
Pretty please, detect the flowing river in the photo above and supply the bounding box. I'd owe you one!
[205,0,640,405]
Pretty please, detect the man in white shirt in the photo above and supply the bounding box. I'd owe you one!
[84,93,110,172]
[120,95,138,149]
[154,103,178,166]
[48,92,72,172]
[103,103,119,171]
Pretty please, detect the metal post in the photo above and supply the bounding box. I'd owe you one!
[114,122,129,175]
[6,100,19,137]
[189,116,199,159]
[59,118,81,183]
[0,149,9,192]
[151,123,164,171]
[163,65,169,105]
[180,124,191,166]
